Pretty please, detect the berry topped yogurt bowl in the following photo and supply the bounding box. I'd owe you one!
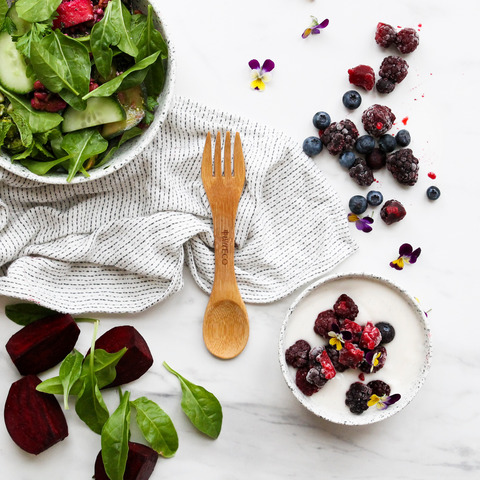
[278,272,432,426]
[0,0,175,184]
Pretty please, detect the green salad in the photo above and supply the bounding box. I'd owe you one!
[0,0,168,181]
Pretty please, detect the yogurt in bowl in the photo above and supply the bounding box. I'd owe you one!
[278,272,432,425]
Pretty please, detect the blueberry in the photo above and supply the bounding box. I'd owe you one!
[375,322,395,344]
[342,90,362,109]
[426,186,441,200]
[302,136,323,157]
[378,134,397,153]
[355,135,375,154]
[348,195,368,215]
[338,151,356,169]
[312,111,331,130]
[366,190,383,207]
[395,129,411,147]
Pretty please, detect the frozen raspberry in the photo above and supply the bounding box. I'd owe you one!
[342,319,363,343]
[285,340,311,368]
[375,322,396,344]
[348,65,375,91]
[379,56,409,84]
[375,22,397,48]
[345,382,372,414]
[376,78,396,94]
[320,119,359,156]
[339,342,364,369]
[365,148,386,170]
[306,367,328,389]
[367,380,391,397]
[349,158,375,186]
[386,148,419,186]
[359,346,388,374]
[325,345,349,373]
[395,27,419,54]
[359,321,382,350]
[296,367,320,396]
[380,199,407,225]
[362,104,396,137]
[313,310,339,339]
[334,294,359,320]
[319,349,336,380]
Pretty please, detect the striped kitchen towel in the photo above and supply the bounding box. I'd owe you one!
[0,96,357,314]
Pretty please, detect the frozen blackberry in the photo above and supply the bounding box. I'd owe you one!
[320,119,359,155]
[378,134,397,153]
[359,346,387,374]
[349,158,375,186]
[308,346,324,366]
[345,382,372,414]
[306,349,336,387]
[395,27,419,54]
[296,367,320,396]
[380,199,406,225]
[325,344,349,373]
[396,129,411,147]
[362,104,396,137]
[379,56,409,84]
[376,78,395,94]
[375,22,397,48]
[334,294,359,319]
[365,148,386,170]
[367,380,391,397]
[348,65,375,91]
[314,309,339,338]
[285,340,311,368]
[386,148,419,186]
[306,366,328,389]
[355,135,375,155]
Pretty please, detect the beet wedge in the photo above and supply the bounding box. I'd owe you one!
[52,0,94,30]
[4,375,68,455]
[94,442,158,480]
[93,326,153,388]
[6,313,80,375]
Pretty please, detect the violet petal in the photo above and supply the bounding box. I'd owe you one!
[248,59,260,70]
[399,243,413,256]
[317,18,330,28]
[330,323,340,334]
[261,59,275,73]
[341,330,353,342]
[311,28,321,35]
[386,393,401,405]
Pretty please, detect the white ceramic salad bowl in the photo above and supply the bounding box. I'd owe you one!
[0,0,176,184]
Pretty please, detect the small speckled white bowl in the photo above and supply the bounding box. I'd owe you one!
[279,272,432,426]
[0,0,176,184]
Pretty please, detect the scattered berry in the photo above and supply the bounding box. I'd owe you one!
[380,199,407,225]
[307,348,336,387]
[342,319,363,343]
[386,148,419,186]
[395,129,411,147]
[334,294,359,320]
[362,104,396,137]
[325,344,349,373]
[355,135,376,155]
[342,90,362,110]
[349,158,375,186]
[395,27,419,54]
[339,342,365,369]
[376,78,396,94]
[375,22,397,48]
[426,186,441,200]
[366,190,383,207]
[365,148,386,170]
[379,56,409,84]
[359,346,387,374]
[318,349,336,380]
[349,195,368,215]
[339,151,356,169]
[359,321,382,350]
[313,111,331,130]
[296,367,320,396]
[367,380,391,397]
[303,136,323,157]
[375,322,396,344]
[348,65,375,91]
[321,119,359,155]
[285,340,311,368]
[345,382,372,414]
[378,134,397,153]
[314,310,339,338]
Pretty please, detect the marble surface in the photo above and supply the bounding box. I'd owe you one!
[1,0,479,478]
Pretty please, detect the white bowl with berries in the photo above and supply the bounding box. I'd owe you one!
[279,272,432,425]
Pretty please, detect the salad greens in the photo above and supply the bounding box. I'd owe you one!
[5,302,56,325]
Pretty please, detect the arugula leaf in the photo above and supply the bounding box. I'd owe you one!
[83,51,161,100]
[101,390,131,480]
[21,154,71,175]
[163,361,223,439]
[59,349,84,409]
[110,0,137,58]
[131,397,178,458]
[5,303,56,326]
[61,128,108,182]
[16,0,62,23]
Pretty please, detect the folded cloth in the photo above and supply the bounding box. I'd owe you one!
[0,96,357,314]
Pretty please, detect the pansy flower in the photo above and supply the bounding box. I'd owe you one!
[390,243,421,270]
[368,393,401,410]
[328,323,353,351]
[365,350,382,373]
[348,213,374,233]
[302,16,329,39]
[249,59,275,91]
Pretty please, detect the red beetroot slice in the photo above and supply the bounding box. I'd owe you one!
[348,65,376,91]
[5,313,80,375]
[94,442,158,480]
[52,0,94,29]
[4,375,68,455]
[93,326,153,388]
[359,322,382,350]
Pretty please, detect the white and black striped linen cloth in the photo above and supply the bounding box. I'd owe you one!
[0,97,357,314]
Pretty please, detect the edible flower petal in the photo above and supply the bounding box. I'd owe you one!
[368,393,401,410]
[390,243,421,270]
[348,213,374,233]
[302,16,329,39]
[365,350,382,373]
[249,59,275,90]
[327,323,353,351]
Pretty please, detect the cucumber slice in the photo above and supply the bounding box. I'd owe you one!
[62,97,126,133]
[7,3,32,37]
[0,31,35,94]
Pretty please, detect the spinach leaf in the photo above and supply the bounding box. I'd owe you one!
[61,128,108,182]
[96,127,143,168]
[110,0,137,58]
[0,0,8,28]
[131,397,178,458]
[59,349,84,409]
[8,109,33,148]
[163,362,223,439]
[0,120,11,148]
[5,303,56,326]
[11,141,36,161]
[101,390,131,480]
[16,0,62,23]
[130,12,147,46]
[21,154,71,175]
[83,51,160,100]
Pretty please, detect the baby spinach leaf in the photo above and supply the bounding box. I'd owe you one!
[21,154,71,175]
[163,361,223,439]
[110,0,137,58]
[0,121,12,148]
[5,303,56,326]
[131,397,178,458]
[59,349,84,410]
[8,110,33,148]
[130,12,147,45]
[16,0,62,23]
[96,127,143,168]
[0,1,8,28]
[101,390,131,480]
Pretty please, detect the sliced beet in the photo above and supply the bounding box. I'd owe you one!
[52,0,94,30]
[94,442,158,480]
[4,375,68,455]
[5,313,80,375]
[93,326,153,388]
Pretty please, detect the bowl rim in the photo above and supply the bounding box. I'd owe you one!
[0,0,176,185]
[278,271,433,426]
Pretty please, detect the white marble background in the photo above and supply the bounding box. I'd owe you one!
[1,0,479,478]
